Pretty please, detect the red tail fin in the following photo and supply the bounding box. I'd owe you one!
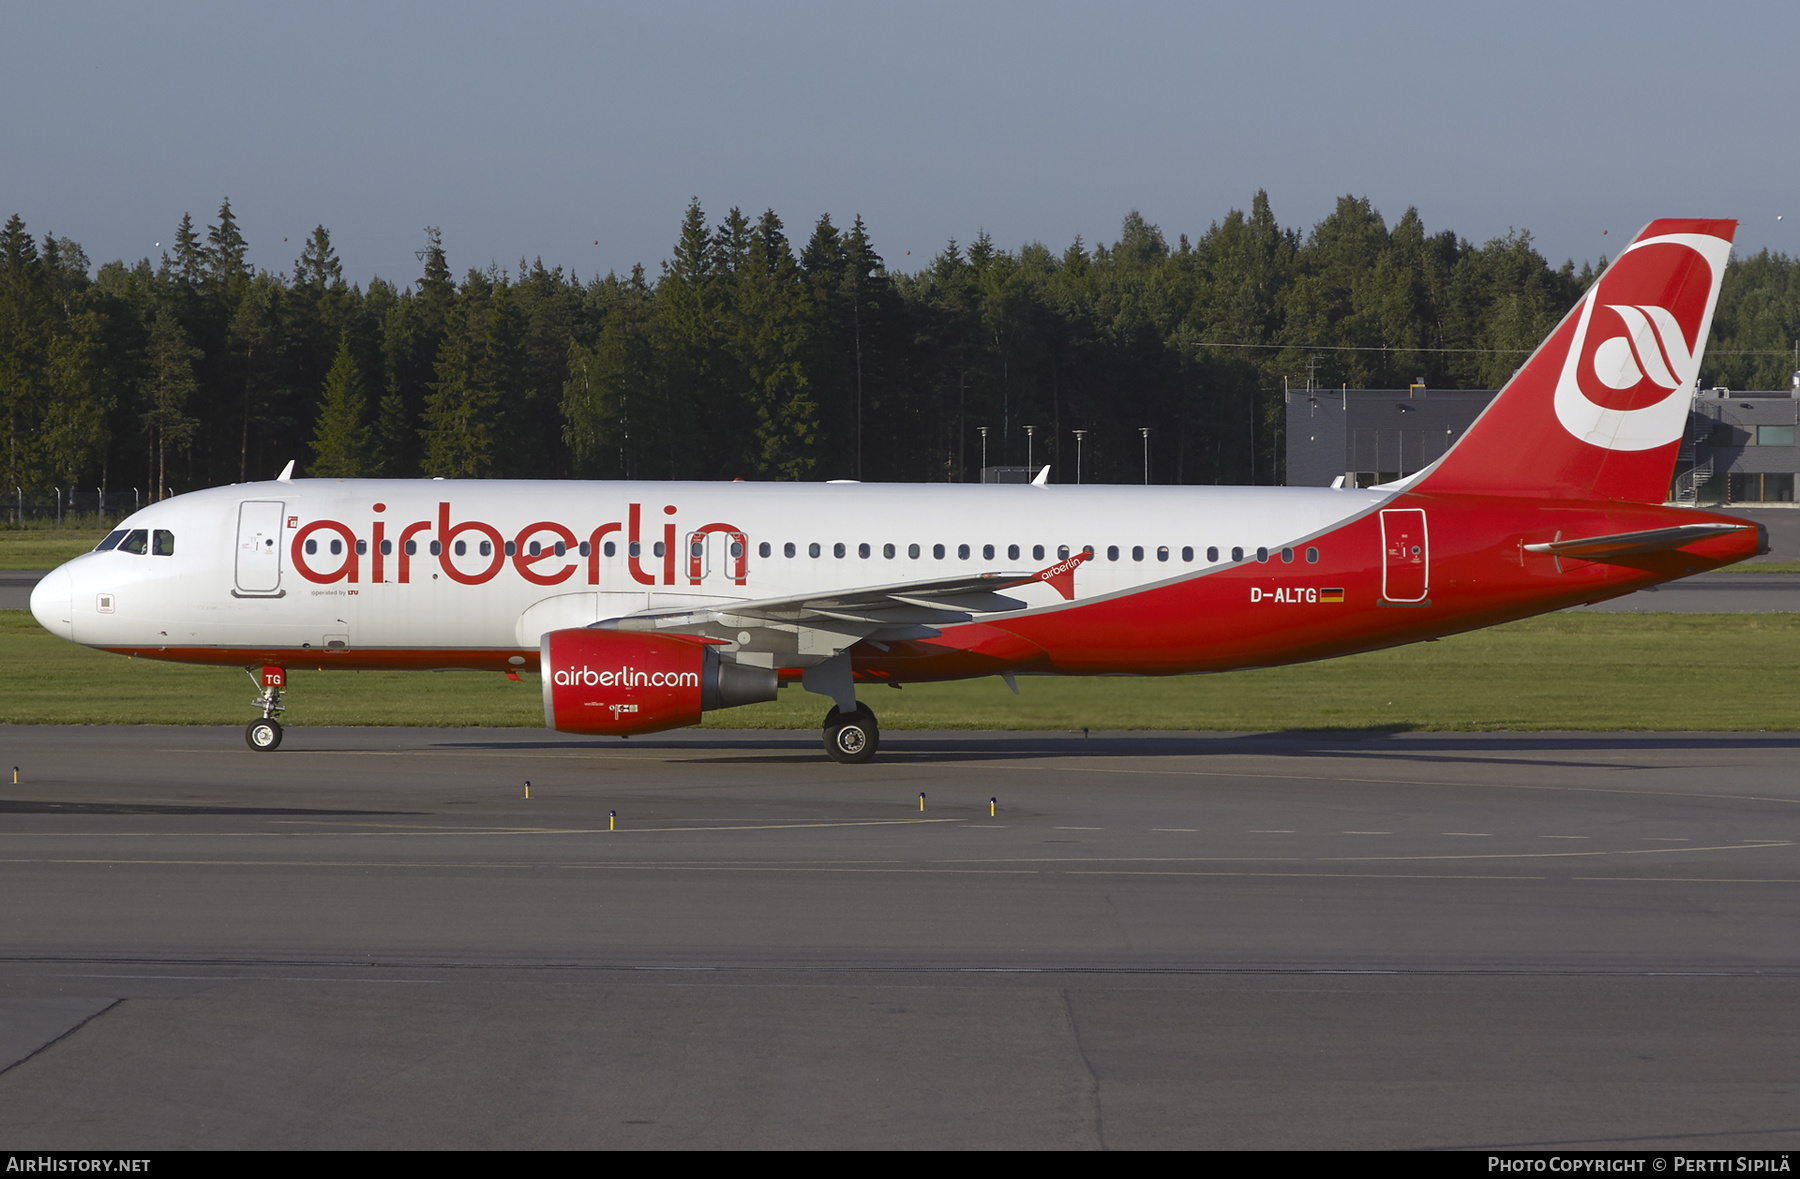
[1419,219,1735,503]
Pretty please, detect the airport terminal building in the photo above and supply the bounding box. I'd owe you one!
[1284,382,1800,504]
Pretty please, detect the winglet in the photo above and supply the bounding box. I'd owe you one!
[1032,550,1090,601]
[1031,465,1050,486]
[277,460,295,482]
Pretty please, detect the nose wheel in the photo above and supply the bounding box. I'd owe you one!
[823,704,879,764]
[245,665,286,752]
[246,717,283,751]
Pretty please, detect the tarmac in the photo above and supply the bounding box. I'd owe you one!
[1,725,1795,1148]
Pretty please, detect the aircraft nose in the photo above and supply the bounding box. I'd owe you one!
[30,565,74,641]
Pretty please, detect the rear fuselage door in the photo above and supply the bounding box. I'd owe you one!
[1380,508,1429,602]
[235,500,285,595]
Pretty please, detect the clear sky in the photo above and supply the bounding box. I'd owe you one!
[5,1,1795,286]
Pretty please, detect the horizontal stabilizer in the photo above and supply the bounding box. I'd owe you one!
[1522,522,1753,561]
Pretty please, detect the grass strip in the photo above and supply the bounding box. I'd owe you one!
[0,531,106,570]
[2,610,1796,731]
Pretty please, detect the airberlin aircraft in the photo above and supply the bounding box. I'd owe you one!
[31,219,1764,762]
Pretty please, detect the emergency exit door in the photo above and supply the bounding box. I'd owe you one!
[1380,508,1429,602]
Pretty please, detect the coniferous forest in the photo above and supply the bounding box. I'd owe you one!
[3,194,1797,509]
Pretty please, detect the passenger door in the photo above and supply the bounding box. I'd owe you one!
[234,500,285,596]
[1380,508,1429,603]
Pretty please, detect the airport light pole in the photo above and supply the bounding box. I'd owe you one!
[978,426,989,477]
[1140,428,1151,485]
[1072,430,1087,484]
[1024,425,1035,472]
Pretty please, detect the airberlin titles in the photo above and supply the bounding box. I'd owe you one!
[288,501,749,589]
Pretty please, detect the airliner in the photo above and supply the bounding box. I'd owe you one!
[30,219,1762,762]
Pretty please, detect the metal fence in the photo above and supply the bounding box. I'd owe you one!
[5,487,155,530]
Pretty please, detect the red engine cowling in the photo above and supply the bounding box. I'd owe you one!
[540,628,778,736]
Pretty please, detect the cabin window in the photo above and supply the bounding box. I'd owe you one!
[983,544,995,560]
[304,538,317,556]
[1181,546,1194,562]
[884,543,896,559]
[1057,545,1070,559]
[933,544,945,559]
[830,542,843,558]
[1230,546,1243,562]
[330,539,344,556]
[652,542,664,558]
[1032,545,1044,561]
[1157,546,1170,562]
[691,541,703,558]
[909,543,921,559]
[555,541,567,557]
[1007,544,1019,560]
[1082,545,1095,557]
[580,542,592,557]
[529,541,542,557]
[430,541,441,556]
[96,530,126,552]
[453,540,465,557]
[729,541,742,559]
[1206,546,1218,562]
[629,541,641,557]
[1281,547,1294,563]
[1305,546,1319,563]
[759,542,772,558]
[957,544,971,560]
[858,543,870,558]
[809,542,821,558]
[504,541,516,557]
[380,539,392,555]
[1106,546,1120,561]
[479,541,493,557]
[1255,547,1268,563]
[602,541,616,557]
[784,542,796,558]
[355,539,367,556]
[1131,546,1144,562]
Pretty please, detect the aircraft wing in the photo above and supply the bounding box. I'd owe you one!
[1523,522,1755,561]
[600,553,1092,648]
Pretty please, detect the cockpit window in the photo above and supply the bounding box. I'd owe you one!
[152,530,175,556]
[119,529,148,555]
[95,530,127,552]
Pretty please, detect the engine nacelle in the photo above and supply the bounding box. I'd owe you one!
[539,628,779,736]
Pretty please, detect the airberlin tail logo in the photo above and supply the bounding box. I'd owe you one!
[1552,231,1731,453]
[1590,304,1696,396]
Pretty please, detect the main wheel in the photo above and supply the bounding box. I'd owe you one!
[246,718,283,751]
[823,705,879,764]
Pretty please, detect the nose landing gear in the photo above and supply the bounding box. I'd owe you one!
[245,665,286,751]
[823,704,879,764]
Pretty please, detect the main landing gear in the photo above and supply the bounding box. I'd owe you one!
[823,704,879,764]
[245,666,286,751]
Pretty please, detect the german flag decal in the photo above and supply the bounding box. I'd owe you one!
[1320,588,1345,603]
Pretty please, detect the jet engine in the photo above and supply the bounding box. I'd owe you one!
[540,628,779,736]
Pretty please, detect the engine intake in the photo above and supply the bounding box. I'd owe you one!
[540,628,778,736]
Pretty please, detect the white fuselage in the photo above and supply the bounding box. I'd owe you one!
[33,478,1383,662]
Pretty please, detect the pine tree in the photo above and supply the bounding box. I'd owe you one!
[205,198,250,292]
[730,209,817,480]
[0,215,48,495]
[172,213,205,289]
[143,308,200,498]
[309,337,372,476]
